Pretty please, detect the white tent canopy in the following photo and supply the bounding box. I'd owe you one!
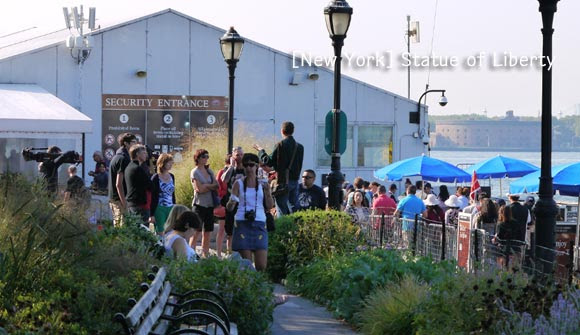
[0,84,92,133]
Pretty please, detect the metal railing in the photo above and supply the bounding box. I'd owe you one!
[360,214,578,282]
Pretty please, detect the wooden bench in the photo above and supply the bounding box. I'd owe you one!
[115,266,237,335]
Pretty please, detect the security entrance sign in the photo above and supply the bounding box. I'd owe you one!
[102,94,228,160]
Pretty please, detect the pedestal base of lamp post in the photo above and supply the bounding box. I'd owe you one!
[533,196,558,276]
[327,164,344,210]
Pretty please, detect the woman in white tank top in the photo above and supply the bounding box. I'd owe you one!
[226,153,274,271]
[163,210,201,262]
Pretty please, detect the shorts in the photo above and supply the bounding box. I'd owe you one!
[194,204,214,232]
[232,220,268,251]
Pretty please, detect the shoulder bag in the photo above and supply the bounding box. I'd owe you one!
[271,142,298,197]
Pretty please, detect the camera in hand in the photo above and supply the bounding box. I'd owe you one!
[145,145,161,174]
[244,209,256,222]
[22,147,81,163]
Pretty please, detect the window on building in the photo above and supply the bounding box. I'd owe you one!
[316,124,393,168]
[357,125,393,167]
[317,125,354,168]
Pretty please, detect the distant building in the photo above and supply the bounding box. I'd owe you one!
[431,111,541,150]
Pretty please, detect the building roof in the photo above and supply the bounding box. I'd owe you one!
[0,84,92,133]
[0,8,417,105]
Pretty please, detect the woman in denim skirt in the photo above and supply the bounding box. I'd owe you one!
[226,153,274,271]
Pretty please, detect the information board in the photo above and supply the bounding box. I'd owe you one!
[101,94,228,160]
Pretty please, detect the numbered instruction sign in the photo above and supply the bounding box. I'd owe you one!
[101,94,228,160]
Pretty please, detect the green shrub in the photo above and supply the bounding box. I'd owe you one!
[413,270,565,334]
[0,174,90,306]
[267,210,363,282]
[167,257,274,335]
[0,174,158,333]
[357,276,429,335]
[287,248,456,322]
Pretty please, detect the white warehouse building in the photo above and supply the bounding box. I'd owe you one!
[0,9,428,186]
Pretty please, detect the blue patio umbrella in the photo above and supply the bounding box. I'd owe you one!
[509,162,580,196]
[465,155,539,179]
[374,154,471,183]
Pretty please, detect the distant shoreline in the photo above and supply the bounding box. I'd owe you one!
[430,147,580,153]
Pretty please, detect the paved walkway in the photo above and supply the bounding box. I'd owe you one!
[271,284,358,335]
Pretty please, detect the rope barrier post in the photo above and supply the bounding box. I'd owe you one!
[441,216,446,261]
[569,242,574,286]
[380,213,385,248]
[473,229,480,271]
[412,214,419,256]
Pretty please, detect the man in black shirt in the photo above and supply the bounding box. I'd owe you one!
[506,194,530,243]
[253,121,304,215]
[64,165,86,203]
[37,146,79,195]
[296,169,326,211]
[124,144,152,224]
[108,133,136,227]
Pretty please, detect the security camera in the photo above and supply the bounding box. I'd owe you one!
[308,72,319,80]
[438,95,448,107]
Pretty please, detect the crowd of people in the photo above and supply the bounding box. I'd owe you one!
[40,120,535,272]
[75,122,311,272]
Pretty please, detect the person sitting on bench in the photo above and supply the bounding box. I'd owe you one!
[163,209,200,262]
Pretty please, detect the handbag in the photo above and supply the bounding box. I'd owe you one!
[271,142,298,197]
[263,189,275,232]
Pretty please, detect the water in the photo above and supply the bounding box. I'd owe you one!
[430,150,580,171]
[430,150,580,201]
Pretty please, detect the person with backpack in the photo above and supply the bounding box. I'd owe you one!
[253,121,304,215]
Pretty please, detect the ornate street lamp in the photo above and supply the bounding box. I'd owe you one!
[324,0,353,210]
[220,27,245,154]
[534,0,559,276]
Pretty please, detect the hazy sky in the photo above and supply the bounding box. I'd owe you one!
[1,0,579,118]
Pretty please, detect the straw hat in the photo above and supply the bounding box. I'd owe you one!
[424,194,440,206]
[444,195,462,208]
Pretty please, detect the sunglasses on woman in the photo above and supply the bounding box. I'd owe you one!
[243,162,257,168]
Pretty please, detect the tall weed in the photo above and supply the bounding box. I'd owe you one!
[0,174,157,333]
[287,248,456,322]
[267,210,363,282]
[357,276,429,335]
[413,270,565,334]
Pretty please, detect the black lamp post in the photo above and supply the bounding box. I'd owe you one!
[324,0,353,210]
[534,0,559,276]
[220,27,245,154]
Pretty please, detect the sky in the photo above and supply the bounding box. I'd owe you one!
[1,0,579,118]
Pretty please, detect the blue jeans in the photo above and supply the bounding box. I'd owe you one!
[275,179,299,216]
